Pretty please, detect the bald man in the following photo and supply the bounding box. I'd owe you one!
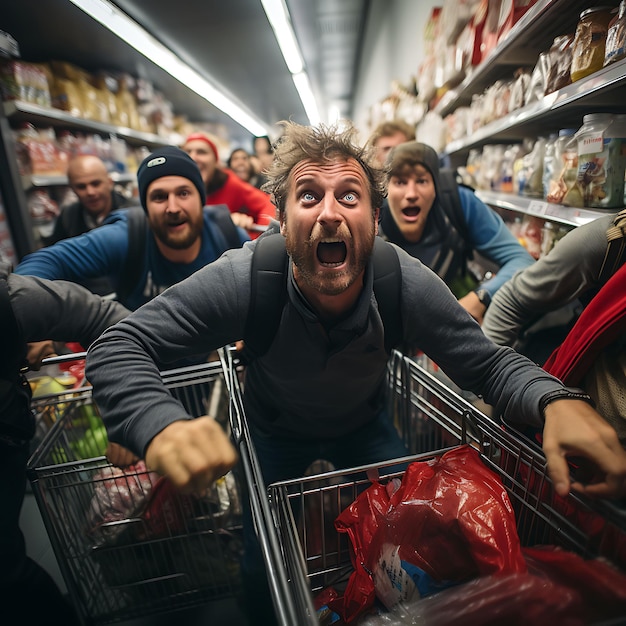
[45,154,135,245]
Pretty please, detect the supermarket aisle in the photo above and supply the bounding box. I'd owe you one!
[20,490,249,626]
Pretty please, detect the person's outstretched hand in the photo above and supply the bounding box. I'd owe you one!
[542,399,626,499]
[145,416,238,493]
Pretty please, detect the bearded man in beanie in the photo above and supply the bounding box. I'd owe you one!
[381,141,534,324]
[15,147,249,310]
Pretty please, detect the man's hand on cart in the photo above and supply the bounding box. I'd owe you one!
[145,416,238,493]
[106,442,140,467]
[542,399,626,499]
[26,340,57,370]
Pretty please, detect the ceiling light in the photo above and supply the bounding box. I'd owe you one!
[261,0,322,124]
[292,72,321,126]
[69,0,269,136]
[260,0,304,74]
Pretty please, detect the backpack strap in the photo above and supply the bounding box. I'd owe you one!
[598,208,626,283]
[206,204,242,250]
[372,237,402,353]
[240,234,402,363]
[437,168,473,264]
[239,233,289,363]
[117,207,148,304]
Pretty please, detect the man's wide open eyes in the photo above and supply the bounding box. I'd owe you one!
[343,191,357,202]
[302,191,316,202]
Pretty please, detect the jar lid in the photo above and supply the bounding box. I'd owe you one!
[580,6,614,18]
[558,128,577,136]
[582,113,614,123]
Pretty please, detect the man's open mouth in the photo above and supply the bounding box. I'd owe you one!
[402,206,421,217]
[317,239,347,266]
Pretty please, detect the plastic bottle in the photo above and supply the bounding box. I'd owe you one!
[542,133,558,200]
[546,128,581,205]
[576,113,626,208]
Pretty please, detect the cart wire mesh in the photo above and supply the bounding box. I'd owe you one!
[266,351,626,625]
[27,356,243,626]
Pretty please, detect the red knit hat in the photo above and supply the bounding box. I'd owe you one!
[184,132,219,161]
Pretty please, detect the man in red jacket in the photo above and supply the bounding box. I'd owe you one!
[182,132,275,238]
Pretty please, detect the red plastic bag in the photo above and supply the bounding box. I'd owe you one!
[334,446,526,622]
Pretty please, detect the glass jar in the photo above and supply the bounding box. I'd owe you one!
[576,113,626,209]
[604,0,626,66]
[571,6,614,82]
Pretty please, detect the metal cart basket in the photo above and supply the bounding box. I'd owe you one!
[27,357,243,626]
[266,351,626,625]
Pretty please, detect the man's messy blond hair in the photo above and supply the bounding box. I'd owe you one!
[262,121,386,217]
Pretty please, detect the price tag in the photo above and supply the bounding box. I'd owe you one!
[527,200,548,216]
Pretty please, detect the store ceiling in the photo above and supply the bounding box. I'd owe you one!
[1,0,370,144]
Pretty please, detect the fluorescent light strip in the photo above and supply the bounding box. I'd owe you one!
[69,0,268,136]
[292,72,321,126]
[260,0,304,74]
[261,0,322,124]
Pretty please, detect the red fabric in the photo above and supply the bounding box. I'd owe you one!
[207,169,276,237]
[334,446,526,622]
[543,261,626,384]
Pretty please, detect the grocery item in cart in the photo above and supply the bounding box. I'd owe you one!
[333,446,525,621]
[350,547,626,626]
[86,460,161,545]
[330,444,626,624]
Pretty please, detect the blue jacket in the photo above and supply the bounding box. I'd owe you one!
[379,186,534,299]
[15,208,250,310]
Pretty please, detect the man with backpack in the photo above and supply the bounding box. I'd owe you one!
[380,141,535,324]
[86,121,626,624]
[14,147,249,310]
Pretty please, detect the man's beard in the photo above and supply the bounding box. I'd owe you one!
[151,214,203,250]
[285,223,376,296]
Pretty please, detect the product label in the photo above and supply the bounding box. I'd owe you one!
[578,136,626,208]
[578,132,604,154]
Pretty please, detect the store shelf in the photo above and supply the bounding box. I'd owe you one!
[443,56,626,159]
[4,100,168,148]
[434,0,599,117]
[475,190,613,227]
[22,171,136,190]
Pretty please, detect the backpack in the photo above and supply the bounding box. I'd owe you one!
[597,207,626,283]
[117,205,242,303]
[239,233,402,364]
[437,168,473,268]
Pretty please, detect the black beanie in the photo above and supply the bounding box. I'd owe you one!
[136,146,206,211]
[386,141,440,187]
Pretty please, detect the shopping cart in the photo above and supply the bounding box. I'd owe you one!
[27,354,243,626]
[264,351,626,625]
